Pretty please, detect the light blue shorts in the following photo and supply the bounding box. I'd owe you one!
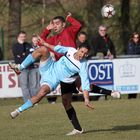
[39,57,59,91]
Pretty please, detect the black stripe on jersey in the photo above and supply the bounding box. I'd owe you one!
[64,52,80,70]
[70,72,79,78]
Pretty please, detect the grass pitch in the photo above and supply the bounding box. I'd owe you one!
[0,97,140,140]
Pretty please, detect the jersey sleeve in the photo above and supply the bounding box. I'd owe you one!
[79,61,90,91]
[40,28,51,41]
[66,16,82,34]
[54,45,70,54]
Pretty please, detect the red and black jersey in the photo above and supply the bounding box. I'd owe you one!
[40,16,82,60]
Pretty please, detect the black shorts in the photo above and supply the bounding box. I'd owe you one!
[60,81,79,95]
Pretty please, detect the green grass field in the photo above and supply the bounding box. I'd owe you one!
[0,97,140,140]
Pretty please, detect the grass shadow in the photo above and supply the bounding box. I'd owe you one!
[84,124,140,134]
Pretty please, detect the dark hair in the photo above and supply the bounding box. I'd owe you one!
[78,31,87,37]
[129,32,140,43]
[78,42,90,51]
[17,31,26,37]
[53,16,65,22]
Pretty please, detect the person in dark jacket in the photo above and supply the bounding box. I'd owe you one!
[92,25,116,59]
[127,32,140,55]
[127,32,140,99]
[12,31,39,102]
[91,25,116,100]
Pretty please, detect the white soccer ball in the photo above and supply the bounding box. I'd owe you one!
[101,4,115,18]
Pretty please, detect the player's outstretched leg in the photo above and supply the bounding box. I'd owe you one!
[9,53,36,74]
[111,91,121,98]
[10,99,33,119]
[9,46,48,74]
[10,85,50,119]
[9,62,21,75]
[90,84,120,99]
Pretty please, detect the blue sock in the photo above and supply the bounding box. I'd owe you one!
[18,99,33,112]
[20,54,35,70]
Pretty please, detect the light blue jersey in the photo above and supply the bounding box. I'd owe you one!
[39,45,90,91]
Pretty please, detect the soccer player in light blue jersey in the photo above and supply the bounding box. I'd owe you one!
[10,40,94,120]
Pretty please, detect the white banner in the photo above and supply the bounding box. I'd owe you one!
[0,58,140,98]
[113,58,140,93]
[88,58,140,94]
[0,64,22,98]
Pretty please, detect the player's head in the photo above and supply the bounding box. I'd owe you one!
[98,25,107,37]
[17,31,26,44]
[76,43,90,60]
[77,31,87,43]
[52,16,66,33]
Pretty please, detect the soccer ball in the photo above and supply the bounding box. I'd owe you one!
[101,4,115,18]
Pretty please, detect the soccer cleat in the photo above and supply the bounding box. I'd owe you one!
[9,62,21,75]
[10,109,20,119]
[111,91,121,99]
[66,129,83,136]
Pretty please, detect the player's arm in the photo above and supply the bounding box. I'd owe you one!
[83,90,94,109]
[38,36,55,50]
[66,12,82,33]
[40,21,54,41]
[79,61,94,110]
[38,36,69,54]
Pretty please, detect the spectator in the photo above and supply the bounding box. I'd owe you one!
[31,34,40,50]
[127,32,140,55]
[31,34,40,89]
[91,25,116,100]
[12,31,39,102]
[92,25,116,59]
[76,31,88,47]
[76,31,94,58]
[127,32,140,99]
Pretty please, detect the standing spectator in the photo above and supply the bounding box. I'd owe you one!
[92,25,116,59]
[127,32,140,99]
[11,31,39,102]
[31,34,40,90]
[31,34,40,50]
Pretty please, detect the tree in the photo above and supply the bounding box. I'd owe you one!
[120,0,131,54]
[86,0,104,55]
[8,0,21,59]
[86,0,104,38]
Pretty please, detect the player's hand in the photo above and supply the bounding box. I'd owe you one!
[66,12,72,20]
[46,21,54,30]
[67,12,72,17]
[37,35,46,46]
[84,99,94,110]
[108,55,114,60]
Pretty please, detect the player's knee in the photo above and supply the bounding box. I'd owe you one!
[62,99,67,106]
[40,46,48,54]
[32,50,42,58]
[62,98,71,108]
